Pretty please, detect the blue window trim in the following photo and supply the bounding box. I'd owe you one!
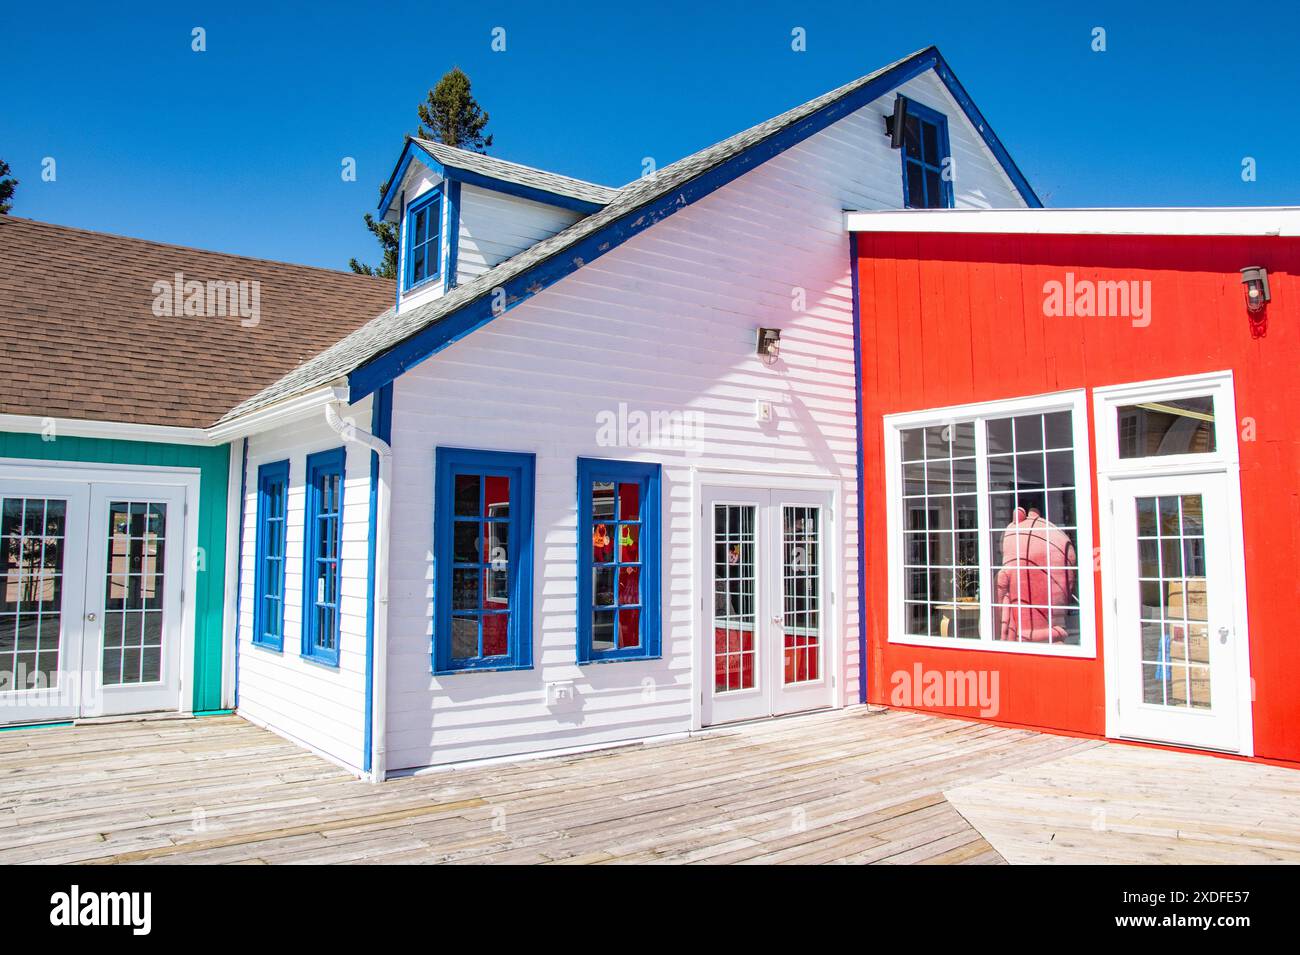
[442,179,461,294]
[403,187,442,294]
[576,459,661,664]
[433,447,535,674]
[898,97,954,210]
[252,459,290,651]
[302,447,346,667]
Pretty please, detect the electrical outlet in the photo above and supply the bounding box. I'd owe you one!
[755,399,773,423]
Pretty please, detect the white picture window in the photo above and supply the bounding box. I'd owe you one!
[885,392,1095,657]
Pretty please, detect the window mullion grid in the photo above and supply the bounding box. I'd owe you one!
[974,416,993,645]
[477,474,487,661]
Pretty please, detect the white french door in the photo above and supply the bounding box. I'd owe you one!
[0,480,90,722]
[80,484,186,718]
[0,475,187,724]
[1110,472,1241,751]
[701,486,834,726]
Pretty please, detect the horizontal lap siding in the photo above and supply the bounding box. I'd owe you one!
[456,184,583,285]
[383,70,1028,770]
[236,407,372,772]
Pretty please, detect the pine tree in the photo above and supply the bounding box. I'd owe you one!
[416,66,493,151]
[0,160,17,215]
[350,68,493,277]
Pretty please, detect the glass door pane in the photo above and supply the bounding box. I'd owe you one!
[0,496,69,692]
[102,500,168,685]
[781,506,821,684]
[713,503,756,693]
[1135,494,1210,710]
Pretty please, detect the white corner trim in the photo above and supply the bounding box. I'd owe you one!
[844,207,1300,237]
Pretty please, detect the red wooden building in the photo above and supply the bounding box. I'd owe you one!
[848,208,1300,766]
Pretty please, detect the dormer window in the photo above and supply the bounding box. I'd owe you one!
[405,189,442,290]
[899,99,954,209]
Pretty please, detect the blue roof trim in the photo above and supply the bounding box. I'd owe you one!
[377,141,441,220]
[932,52,1042,208]
[350,48,1038,399]
[377,140,605,220]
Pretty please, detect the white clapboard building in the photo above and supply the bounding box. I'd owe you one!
[222,46,1038,778]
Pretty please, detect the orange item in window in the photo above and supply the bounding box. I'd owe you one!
[592,523,612,562]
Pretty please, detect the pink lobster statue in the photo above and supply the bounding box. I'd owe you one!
[995,506,1077,642]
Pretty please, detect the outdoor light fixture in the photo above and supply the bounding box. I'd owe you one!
[884,94,908,149]
[756,327,781,365]
[1240,266,1271,313]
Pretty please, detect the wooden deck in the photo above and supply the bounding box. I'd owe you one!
[0,707,1295,864]
[946,741,1300,864]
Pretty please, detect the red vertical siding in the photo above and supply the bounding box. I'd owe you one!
[856,231,1300,764]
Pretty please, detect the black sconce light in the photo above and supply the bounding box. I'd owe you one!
[883,94,908,150]
[756,327,781,366]
[1240,266,1271,314]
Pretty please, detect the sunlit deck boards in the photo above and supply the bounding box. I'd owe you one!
[5,708,1293,865]
[945,742,1300,864]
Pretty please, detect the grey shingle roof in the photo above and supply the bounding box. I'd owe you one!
[219,48,931,424]
[409,139,620,207]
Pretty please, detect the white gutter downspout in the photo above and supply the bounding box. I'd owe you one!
[324,399,392,783]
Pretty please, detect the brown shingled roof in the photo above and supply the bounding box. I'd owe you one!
[0,216,394,429]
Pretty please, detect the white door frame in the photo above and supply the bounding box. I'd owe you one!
[1094,371,1253,755]
[0,459,201,721]
[691,470,843,730]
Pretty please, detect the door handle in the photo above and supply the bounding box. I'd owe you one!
[86,613,96,622]
[1218,626,1230,644]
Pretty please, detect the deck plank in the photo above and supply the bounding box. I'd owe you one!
[1,709,1294,864]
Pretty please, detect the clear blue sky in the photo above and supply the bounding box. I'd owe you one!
[3,1,1297,271]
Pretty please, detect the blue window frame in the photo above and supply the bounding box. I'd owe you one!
[302,447,345,666]
[404,189,442,291]
[433,447,535,674]
[899,98,954,210]
[252,459,290,650]
[576,459,661,663]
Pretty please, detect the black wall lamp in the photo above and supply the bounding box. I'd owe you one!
[756,327,781,366]
[1240,266,1271,313]
[883,94,908,149]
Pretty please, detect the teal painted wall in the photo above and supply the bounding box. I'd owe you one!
[0,432,230,711]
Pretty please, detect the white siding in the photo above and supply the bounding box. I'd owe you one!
[455,184,583,285]
[381,69,1030,771]
[236,404,373,773]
